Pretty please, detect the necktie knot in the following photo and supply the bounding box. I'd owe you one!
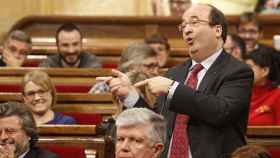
[191,64,204,75]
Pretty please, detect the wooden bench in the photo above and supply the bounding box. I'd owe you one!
[11,15,279,48]
[0,92,120,124]
[37,125,114,158]
[6,15,280,67]
[0,67,112,92]
[0,46,188,68]
[247,126,280,157]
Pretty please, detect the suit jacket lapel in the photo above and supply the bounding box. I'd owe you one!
[198,51,228,92]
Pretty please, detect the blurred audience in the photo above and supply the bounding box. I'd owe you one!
[144,33,170,67]
[237,12,278,55]
[89,42,159,95]
[0,30,31,67]
[256,0,280,13]
[243,50,280,125]
[0,101,59,158]
[231,145,271,158]
[39,23,101,68]
[151,0,191,16]
[115,108,166,158]
[22,70,76,125]
[192,0,258,15]
[224,33,246,61]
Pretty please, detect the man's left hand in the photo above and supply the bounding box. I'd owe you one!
[134,76,174,96]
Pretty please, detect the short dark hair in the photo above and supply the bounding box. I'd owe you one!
[0,102,38,147]
[238,12,262,31]
[243,49,280,85]
[207,4,228,42]
[55,23,83,45]
[228,33,246,58]
[5,30,32,49]
[144,33,170,50]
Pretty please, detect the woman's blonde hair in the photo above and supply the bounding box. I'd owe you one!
[21,70,57,107]
[118,42,157,73]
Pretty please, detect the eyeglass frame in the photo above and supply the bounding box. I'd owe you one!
[4,42,28,58]
[23,89,50,98]
[0,127,23,136]
[178,17,214,31]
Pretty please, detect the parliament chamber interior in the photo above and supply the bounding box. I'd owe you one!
[1,1,280,158]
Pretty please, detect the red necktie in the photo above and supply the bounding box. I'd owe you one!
[169,64,204,158]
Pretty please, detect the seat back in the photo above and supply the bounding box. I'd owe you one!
[0,92,119,124]
[37,125,114,158]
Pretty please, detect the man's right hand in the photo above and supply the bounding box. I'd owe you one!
[2,48,24,67]
[0,143,15,158]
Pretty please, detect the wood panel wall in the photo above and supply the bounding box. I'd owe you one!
[0,0,153,42]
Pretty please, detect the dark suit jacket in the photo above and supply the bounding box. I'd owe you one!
[136,51,254,158]
[24,146,59,158]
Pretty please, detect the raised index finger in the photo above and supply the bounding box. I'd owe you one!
[111,69,126,78]
[134,79,150,88]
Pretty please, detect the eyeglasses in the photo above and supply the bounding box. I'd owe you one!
[0,128,22,136]
[24,89,49,98]
[5,45,28,57]
[143,63,159,69]
[238,28,259,35]
[178,18,210,31]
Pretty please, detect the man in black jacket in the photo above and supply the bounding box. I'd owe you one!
[103,4,254,158]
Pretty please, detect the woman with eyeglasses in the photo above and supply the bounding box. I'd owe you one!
[21,70,76,125]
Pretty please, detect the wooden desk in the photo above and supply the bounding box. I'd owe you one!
[37,125,114,158]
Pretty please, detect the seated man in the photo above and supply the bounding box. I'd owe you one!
[0,101,59,158]
[115,108,166,158]
[39,23,101,68]
[237,12,278,54]
[0,30,31,67]
[224,33,246,61]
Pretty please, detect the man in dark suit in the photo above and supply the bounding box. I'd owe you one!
[104,4,254,158]
[0,102,59,158]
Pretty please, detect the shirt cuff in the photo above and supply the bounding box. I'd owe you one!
[166,81,179,104]
[122,88,140,108]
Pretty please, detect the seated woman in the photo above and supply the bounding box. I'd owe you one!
[244,50,280,125]
[22,70,76,125]
[89,42,159,94]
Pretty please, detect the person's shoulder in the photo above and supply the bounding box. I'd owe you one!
[166,58,191,74]
[28,146,60,158]
[223,51,252,72]
[39,54,61,67]
[80,52,101,68]
[254,44,279,54]
[54,112,76,124]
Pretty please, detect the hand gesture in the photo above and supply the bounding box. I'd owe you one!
[2,48,25,67]
[134,76,174,96]
[0,140,15,158]
[96,69,134,98]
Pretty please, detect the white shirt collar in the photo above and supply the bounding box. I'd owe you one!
[18,148,29,158]
[190,48,223,71]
